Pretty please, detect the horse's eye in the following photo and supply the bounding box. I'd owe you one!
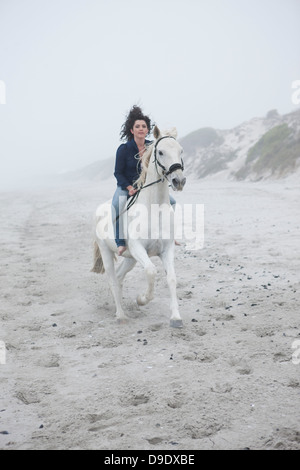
[158,150,163,156]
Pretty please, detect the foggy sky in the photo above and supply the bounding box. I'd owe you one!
[0,0,300,189]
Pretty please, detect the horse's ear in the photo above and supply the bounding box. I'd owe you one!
[153,125,161,139]
[167,127,178,139]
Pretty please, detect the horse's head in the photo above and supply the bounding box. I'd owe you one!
[153,126,186,191]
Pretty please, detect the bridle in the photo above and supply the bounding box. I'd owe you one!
[153,136,184,178]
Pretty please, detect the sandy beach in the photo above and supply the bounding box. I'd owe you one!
[0,177,299,450]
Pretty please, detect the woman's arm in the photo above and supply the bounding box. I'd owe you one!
[114,144,131,190]
[126,185,137,196]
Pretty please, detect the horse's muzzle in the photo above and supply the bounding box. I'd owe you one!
[171,175,186,191]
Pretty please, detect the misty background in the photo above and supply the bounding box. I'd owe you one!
[0,0,300,189]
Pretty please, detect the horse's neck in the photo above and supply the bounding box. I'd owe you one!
[141,161,170,205]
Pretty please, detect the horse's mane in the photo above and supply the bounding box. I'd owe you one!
[134,143,154,189]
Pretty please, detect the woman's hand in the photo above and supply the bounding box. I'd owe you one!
[127,185,137,197]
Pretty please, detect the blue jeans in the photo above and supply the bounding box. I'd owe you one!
[112,186,176,247]
[112,186,128,247]
[169,194,176,207]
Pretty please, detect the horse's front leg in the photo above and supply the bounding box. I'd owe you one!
[160,245,183,328]
[128,242,156,306]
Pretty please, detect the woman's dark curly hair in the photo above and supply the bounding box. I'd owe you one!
[120,105,153,141]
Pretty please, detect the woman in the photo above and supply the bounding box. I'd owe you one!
[112,106,151,256]
[112,105,176,256]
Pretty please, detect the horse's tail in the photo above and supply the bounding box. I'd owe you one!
[91,240,105,274]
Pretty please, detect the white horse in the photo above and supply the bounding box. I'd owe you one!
[91,126,186,327]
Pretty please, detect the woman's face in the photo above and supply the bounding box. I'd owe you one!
[131,120,149,140]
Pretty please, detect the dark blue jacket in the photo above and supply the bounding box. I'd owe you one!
[114,138,151,190]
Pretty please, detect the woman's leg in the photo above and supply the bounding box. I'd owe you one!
[112,186,128,247]
[169,194,176,208]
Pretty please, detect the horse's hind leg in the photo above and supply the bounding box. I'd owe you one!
[99,243,127,323]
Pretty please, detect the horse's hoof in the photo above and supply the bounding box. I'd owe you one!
[170,319,183,328]
[117,317,128,325]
